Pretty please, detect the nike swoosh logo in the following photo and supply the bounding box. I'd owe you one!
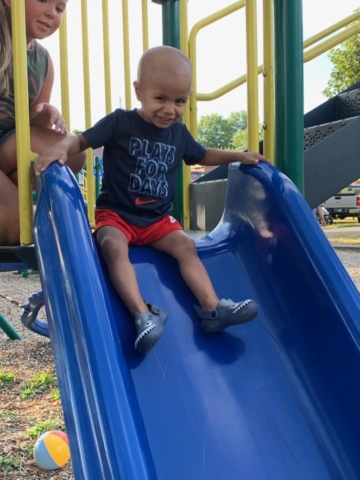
[135,197,157,205]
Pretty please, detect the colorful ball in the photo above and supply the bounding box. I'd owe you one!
[34,430,70,470]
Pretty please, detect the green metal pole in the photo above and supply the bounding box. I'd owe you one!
[273,0,304,193]
[162,0,180,47]
[153,0,183,225]
[0,313,22,340]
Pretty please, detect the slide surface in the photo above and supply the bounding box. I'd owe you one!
[33,163,360,480]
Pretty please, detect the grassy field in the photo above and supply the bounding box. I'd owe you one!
[325,218,360,244]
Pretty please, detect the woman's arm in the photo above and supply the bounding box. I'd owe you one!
[29,57,67,133]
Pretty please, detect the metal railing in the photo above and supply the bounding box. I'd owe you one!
[10,1,360,244]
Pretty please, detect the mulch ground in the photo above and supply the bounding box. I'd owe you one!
[0,272,73,478]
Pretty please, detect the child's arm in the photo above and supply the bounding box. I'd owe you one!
[34,134,90,175]
[199,148,271,167]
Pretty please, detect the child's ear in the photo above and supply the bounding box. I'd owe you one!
[133,81,142,101]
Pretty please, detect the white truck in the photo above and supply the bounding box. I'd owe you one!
[323,184,360,222]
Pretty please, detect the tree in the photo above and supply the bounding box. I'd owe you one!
[231,129,248,151]
[227,110,248,134]
[197,113,234,149]
[231,123,264,151]
[198,110,263,151]
[323,13,360,98]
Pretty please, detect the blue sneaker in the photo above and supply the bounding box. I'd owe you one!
[134,303,168,355]
[194,298,258,333]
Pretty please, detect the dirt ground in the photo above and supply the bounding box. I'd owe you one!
[1,249,360,478]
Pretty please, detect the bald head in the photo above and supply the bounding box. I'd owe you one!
[137,46,192,87]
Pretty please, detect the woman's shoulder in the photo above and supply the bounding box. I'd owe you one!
[30,41,50,60]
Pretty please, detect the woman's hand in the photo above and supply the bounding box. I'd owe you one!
[32,103,68,134]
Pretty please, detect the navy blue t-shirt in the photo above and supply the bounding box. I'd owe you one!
[82,109,206,227]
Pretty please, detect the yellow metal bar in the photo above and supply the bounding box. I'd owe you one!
[304,22,360,63]
[262,0,274,160]
[245,0,259,152]
[303,11,360,49]
[179,0,191,229]
[81,0,94,226]
[194,10,360,104]
[59,11,70,127]
[12,0,36,245]
[189,1,245,139]
[122,0,132,109]
[102,0,112,114]
[196,67,263,102]
[142,0,149,52]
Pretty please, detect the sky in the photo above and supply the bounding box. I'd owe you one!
[39,0,360,132]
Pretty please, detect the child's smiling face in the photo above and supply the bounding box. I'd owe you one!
[134,46,193,129]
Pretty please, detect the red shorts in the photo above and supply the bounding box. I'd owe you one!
[94,208,183,245]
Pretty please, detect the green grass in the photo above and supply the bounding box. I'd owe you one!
[325,223,360,229]
[0,455,21,473]
[18,373,55,400]
[0,409,17,419]
[49,388,61,401]
[328,235,360,244]
[27,419,64,438]
[0,371,15,385]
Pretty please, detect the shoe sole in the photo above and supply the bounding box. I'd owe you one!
[201,301,258,333]
[135,313,168,355]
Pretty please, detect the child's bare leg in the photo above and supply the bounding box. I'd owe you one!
[152,230,258,332]
[151,230,219,310]
[95,226,148,317]
[96,225,168,354]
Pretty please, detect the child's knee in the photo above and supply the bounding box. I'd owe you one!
[175,235,197,257]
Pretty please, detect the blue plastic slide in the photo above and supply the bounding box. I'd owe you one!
[33,162,360,480]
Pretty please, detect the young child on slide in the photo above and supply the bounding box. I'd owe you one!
[35,45,271,355]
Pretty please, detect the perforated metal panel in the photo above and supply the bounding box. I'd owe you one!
[304,117,355,150]
[337,89,360,119]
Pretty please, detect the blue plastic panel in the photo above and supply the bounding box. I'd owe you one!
[33,162,360,480]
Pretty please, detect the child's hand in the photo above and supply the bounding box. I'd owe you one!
[34,145,68,176]
[35,103,68,134]
[239,152,272,165]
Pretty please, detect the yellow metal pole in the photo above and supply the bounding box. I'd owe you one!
[304,22,360,63]
[59,11,70,127]
[81,0,94,226]
[12,0,36,245]
[245,0,259,152]
[188,1,245,139]
[263,0,274,160]
[142,0,149,52]
[122,0,132,109]
[179,0,191,229]
[196,67,262,102]
[102,0,112,114]
[303,11,360,49]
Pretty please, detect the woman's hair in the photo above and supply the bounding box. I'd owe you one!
[0,0,13,97]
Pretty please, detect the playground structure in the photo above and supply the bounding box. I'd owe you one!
[1,1,360,479]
